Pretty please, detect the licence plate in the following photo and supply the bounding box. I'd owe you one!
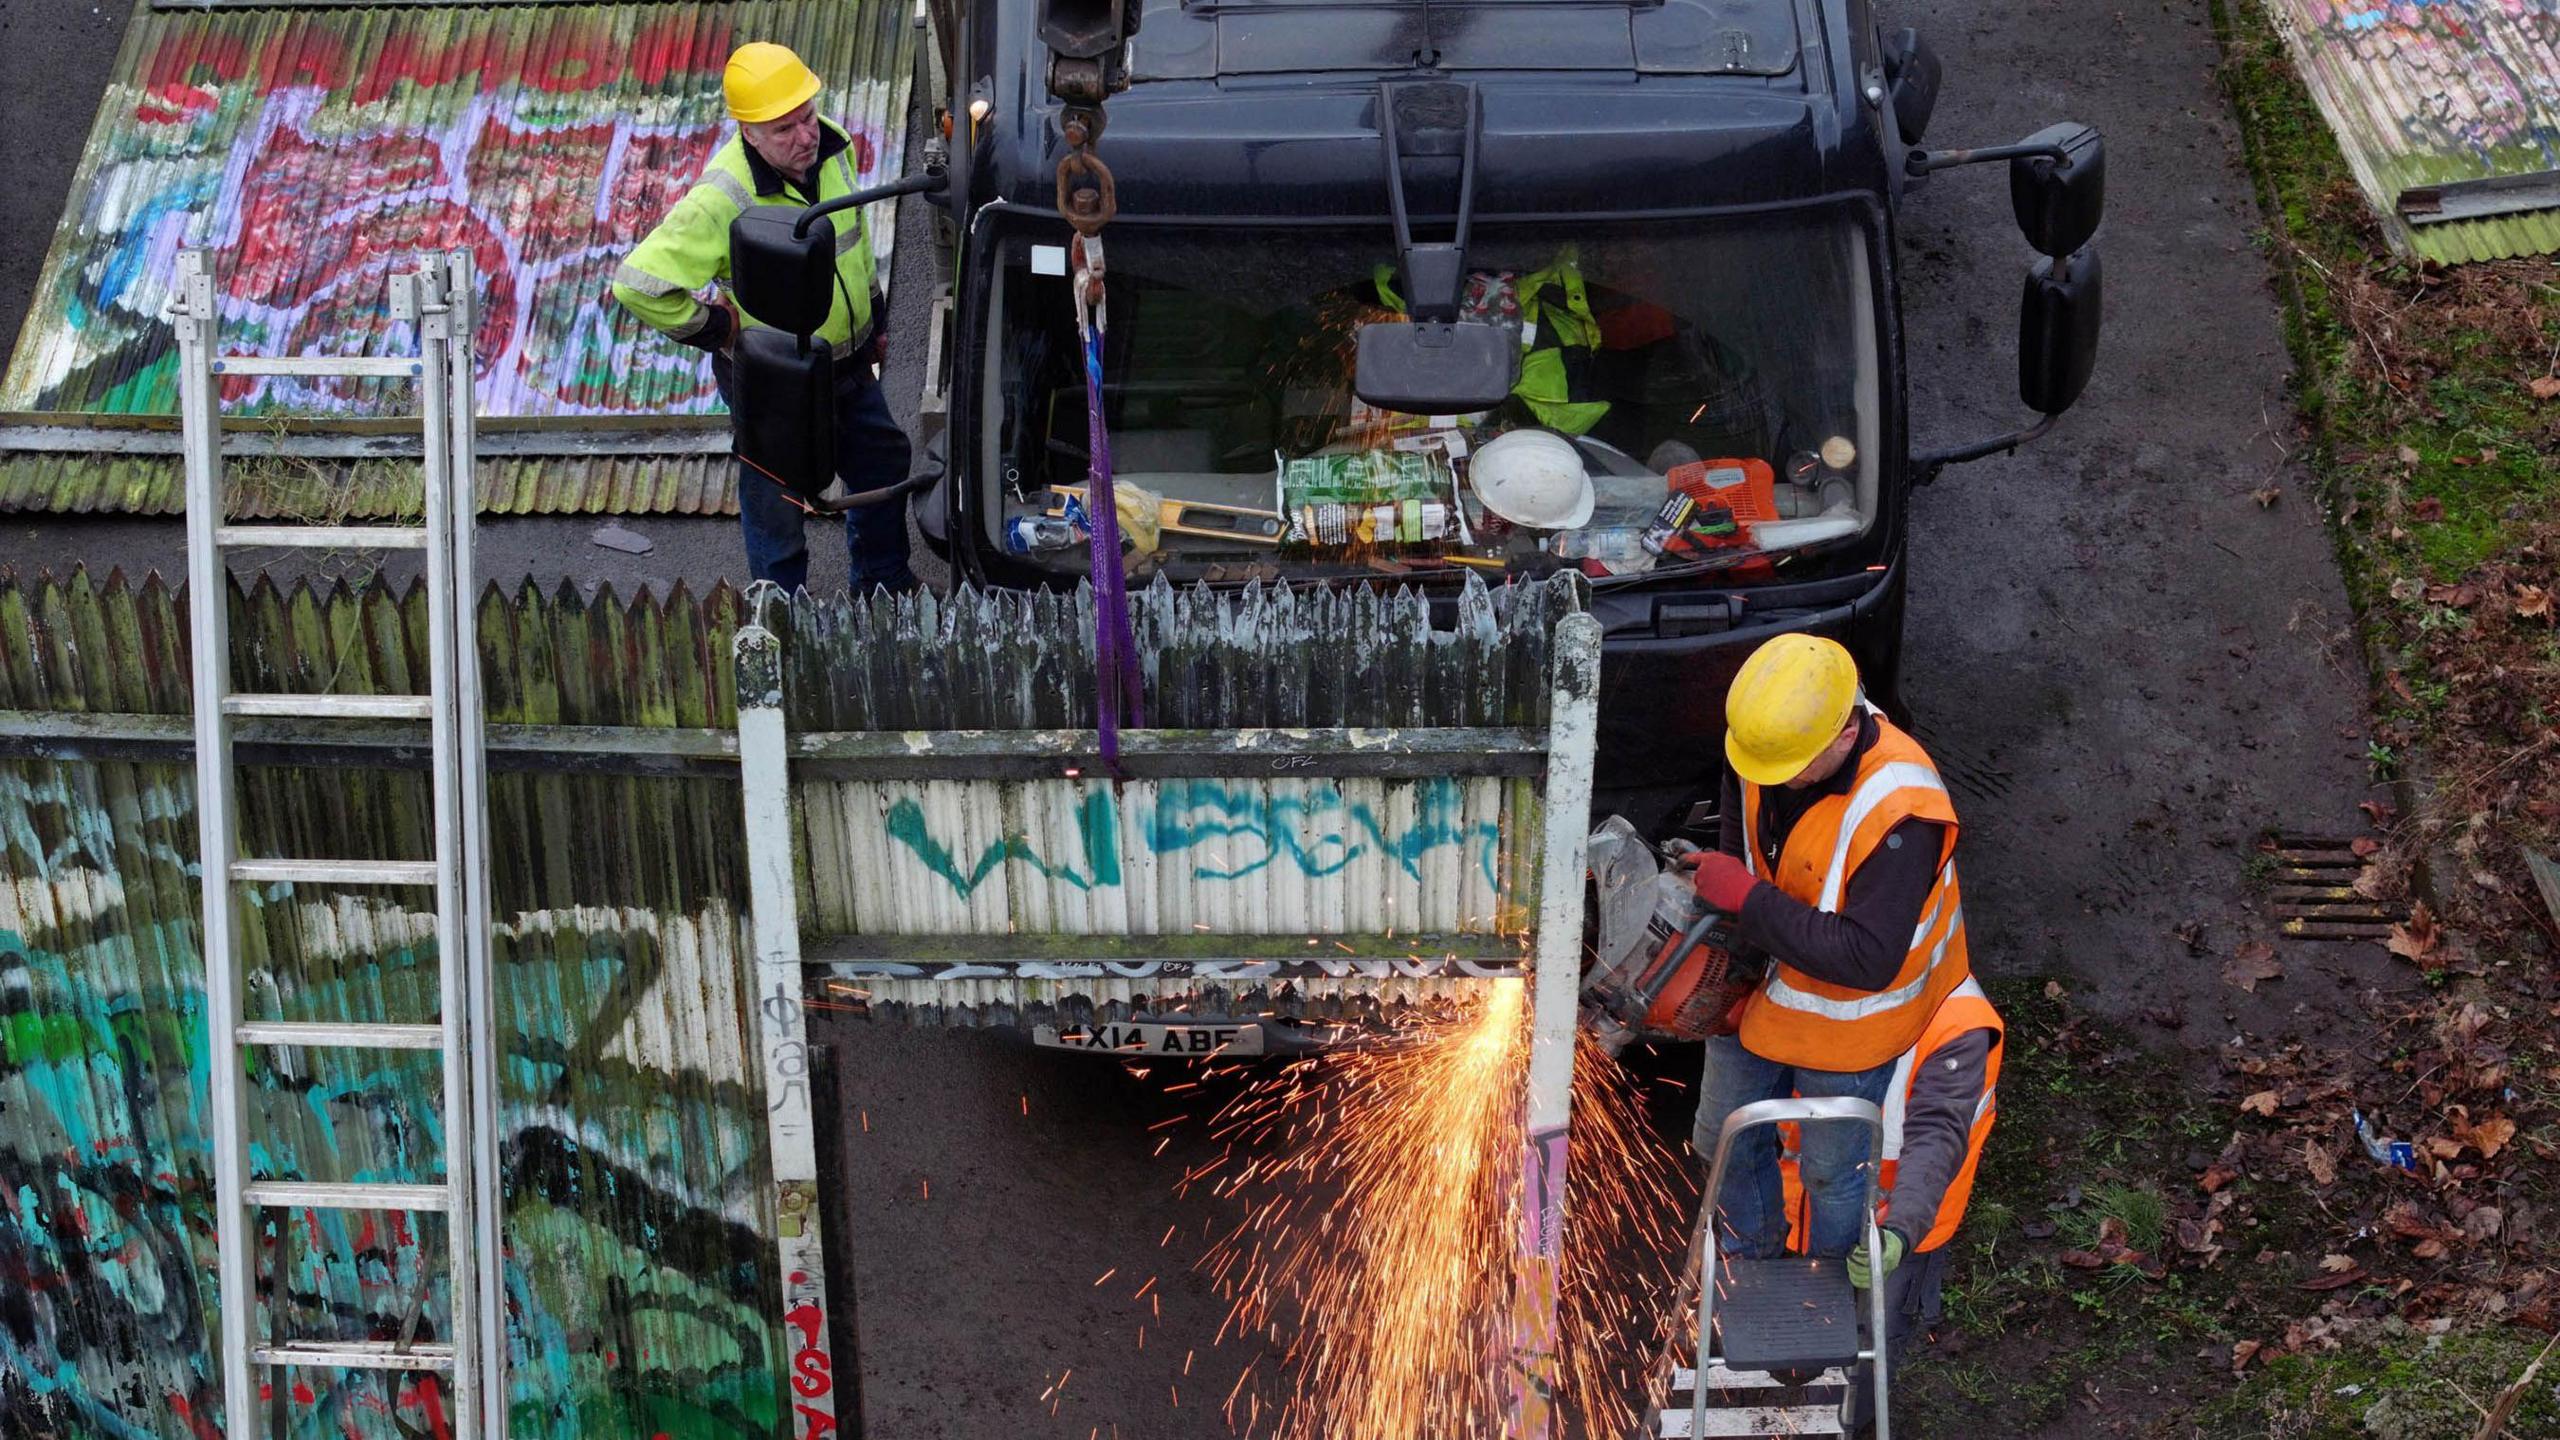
[1032,1021,1266,1057]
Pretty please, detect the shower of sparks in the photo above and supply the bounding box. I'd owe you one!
[1179,981,1691,1438]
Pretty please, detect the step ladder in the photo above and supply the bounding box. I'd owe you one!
[170,248,506,1438]
[1659,1097,1891,1438]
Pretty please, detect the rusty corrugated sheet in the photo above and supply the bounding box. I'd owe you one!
[2266,0,2560,262]
[0,448,738,516]
[2,0,914,419]
[0,569,780,1438]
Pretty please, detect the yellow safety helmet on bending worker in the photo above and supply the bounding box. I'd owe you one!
[725,42,821,123]
[1724,634,1861,786]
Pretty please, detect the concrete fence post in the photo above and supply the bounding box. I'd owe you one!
[1509,609,1602,1439]
[735,582,846,1438]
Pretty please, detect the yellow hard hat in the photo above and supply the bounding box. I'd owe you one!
[725,42,821,124]
[1724,634,1860,786]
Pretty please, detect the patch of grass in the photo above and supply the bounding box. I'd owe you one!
[2194,1323,2560,1439]
[1897,980,2241,1431]
[2054,1180,2169,1257]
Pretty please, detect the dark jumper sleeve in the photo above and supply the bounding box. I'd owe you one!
[1733,818,1945,992]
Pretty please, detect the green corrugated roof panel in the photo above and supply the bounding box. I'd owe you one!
[0,449,739,516]
[2,0,914,420]
[2266,0,2560,262]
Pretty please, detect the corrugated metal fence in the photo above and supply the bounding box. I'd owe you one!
[0,570,775,1439]
[759,577,1578,1025]
[0,568,1591,1438]
[2264,0,2560,262]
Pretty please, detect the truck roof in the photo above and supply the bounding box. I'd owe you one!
[974,0,1891,221]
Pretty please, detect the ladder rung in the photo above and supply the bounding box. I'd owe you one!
[212,355,423,379]
[1673,1365,1854,1391]
[223,693,434,721]
[253,1339,456,1373]
[1660,1405,1847,1437]
[244,1180,450,1211]
[232,858,439,887]
[217,525,428,550]
[238,1021,445,1051]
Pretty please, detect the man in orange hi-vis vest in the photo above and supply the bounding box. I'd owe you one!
[1778,977,2002,1427]
[1680,633,1972,1267]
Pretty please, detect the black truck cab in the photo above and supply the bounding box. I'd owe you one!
[896,0,2101,826]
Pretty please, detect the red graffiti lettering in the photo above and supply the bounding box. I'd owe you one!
[784,1299,826,1349]
[792,1346,833,1398]
[255,21,347,92]
[794,1402,839,1440]
[524,36,623,96]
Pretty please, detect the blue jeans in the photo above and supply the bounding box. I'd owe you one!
[1692,1032,1895,1259]
[715,354,917,594]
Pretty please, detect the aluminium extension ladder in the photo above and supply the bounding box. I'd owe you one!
[170,248,506,1437]
[1659,1097,1893,1438]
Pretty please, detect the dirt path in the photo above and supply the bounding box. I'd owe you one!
[1892,0,2398,1050]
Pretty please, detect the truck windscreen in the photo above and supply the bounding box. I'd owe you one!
[978,213,1881,582]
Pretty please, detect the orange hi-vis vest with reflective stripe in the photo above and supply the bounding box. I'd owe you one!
[1781,975,2003,1254]
[1735,712,1969,1071]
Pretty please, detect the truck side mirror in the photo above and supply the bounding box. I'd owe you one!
[1354,320,1520,416]
[2010,123,2104,259]
[2020,247,2102,415]
[1881,28,1941,145]
[733,327,837,502]
[729,208,837,336]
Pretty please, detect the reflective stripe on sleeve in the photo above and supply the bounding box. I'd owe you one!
[613,261,686,297]
[1880,1044,1922,1160]
[1817,761,1948,913]
[700,168,753,212]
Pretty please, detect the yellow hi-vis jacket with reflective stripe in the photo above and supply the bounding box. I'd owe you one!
[1735,712,1970,1071]
[611,121,877,350]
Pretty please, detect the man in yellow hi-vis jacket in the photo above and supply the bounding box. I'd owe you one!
[612,42,916,593]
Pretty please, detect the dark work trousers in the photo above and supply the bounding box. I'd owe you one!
[1846,1243,1946,1435]
[713,353,917,594]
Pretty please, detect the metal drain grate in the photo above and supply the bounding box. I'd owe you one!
[2263,834,2408,941]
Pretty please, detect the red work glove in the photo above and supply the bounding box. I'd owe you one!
[1680,851,1759,916]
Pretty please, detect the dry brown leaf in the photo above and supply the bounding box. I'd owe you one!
[2387,901,2444,968]
[2240,1090,2281,1117]
[2530,375,2560,400]
[2360,799,2398,828]
[2319,1253,2357,1272]
[2303,1140,2338,1187]
[2462,1206,2504,1243]
[2412,1237,2448,1260]
[2460,1113,2517,1160]
[2350,836,2380,859]
[2424,582,2481,608]
[2058,1249,2106,1270]
[2199,1162,2242,1193]
[2224,941,2284,992]
[2412,496,2444,522]
[2297,1265,2367,1292]
[2250,484,2282,508]
[2230,1339,2264,1373]
[2396,445,2421,465]
[2516,585,2553,622]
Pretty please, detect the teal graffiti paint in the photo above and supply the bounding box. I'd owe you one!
[882,779,1504,897]
[881,790,1123,897]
